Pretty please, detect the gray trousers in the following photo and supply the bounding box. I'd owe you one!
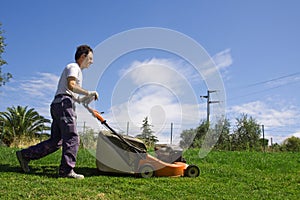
[22,95,79,175]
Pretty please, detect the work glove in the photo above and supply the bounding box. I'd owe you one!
[88,90,99,101]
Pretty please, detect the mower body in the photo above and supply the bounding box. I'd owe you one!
[96,131,199,178]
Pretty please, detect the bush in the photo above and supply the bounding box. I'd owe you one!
[282,136,300,152]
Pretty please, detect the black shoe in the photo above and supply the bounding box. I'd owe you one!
[16,151,30,173]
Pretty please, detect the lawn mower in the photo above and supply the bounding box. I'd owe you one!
[83,103,200,178]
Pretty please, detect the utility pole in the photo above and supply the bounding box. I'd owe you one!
[126,122,129,136]
[0,121,4,134]
[83,121,86,134]
[170,122,173,145]
[262,124,265,152]
[200,90,220,123]
[0,121,4,138]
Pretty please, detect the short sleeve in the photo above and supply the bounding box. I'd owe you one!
[66,63,80,80]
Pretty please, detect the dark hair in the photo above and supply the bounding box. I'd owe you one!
[75,45,93,61]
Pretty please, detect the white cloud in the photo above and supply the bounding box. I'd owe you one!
[212,48,233,81]
[106,84,205,144]
[229,101,298,127]
[119,58,201,91]
[293,131,300,138]
[103,58,210,144]
[200,48,233,80]
[0,72,59,118]
[212,48,233,70]
[20,72,59,97]
[228,100,300,143]
[105,53,232,143]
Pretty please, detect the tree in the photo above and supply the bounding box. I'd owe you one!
[259,138,269,150]
[231,114,261,151]
[136,117,158,148]
[0,22,12,86]
[0,106,50,146]
[179,128,196,149]
[79,128,98,149]
[282,136,300,152]
[179,120,209,149]
[214,118,231,150]
[192,120,209,148]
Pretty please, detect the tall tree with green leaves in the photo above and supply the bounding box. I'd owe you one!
[179,128,196,149]
[231,114,261,151]
[0,22,12,86]
[0,106,50,146]
[136,117,158,148]
[213,118,231,150]
[179,120,209,149]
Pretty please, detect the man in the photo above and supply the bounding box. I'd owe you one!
[16,45,98,179]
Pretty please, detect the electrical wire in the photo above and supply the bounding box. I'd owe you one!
[242,72,300,88]
[227,72,300,102]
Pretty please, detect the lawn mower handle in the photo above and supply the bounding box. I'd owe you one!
[82,103,105,123]
[82,103,147,157]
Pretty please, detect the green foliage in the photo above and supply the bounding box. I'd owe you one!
[180,114,270,152]
[179,128,196,148]
[136,116,158,148]
[0,147,299,199]
[180,120,209,149]
[0,22,12,86]
[79,128,98,150]
[282,136,300,152]
[214,118,231,150]
[231,114,261,151]
[180,119,232,150]
[0,106,50,147]
[193,120,209,147]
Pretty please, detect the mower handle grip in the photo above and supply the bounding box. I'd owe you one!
[92,110,106,123]
[83,103,106,123]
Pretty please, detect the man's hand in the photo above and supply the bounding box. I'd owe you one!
[88,91,99,100]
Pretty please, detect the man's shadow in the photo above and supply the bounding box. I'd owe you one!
[0,164,100,178]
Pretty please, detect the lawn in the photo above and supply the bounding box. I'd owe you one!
[0,147,299,199]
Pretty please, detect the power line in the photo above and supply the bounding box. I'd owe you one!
[230,72,300,90]
[227,73,300,102]
[243,72,300,88]
[228,81,298,101]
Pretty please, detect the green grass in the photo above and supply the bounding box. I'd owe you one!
[0,147,299,199]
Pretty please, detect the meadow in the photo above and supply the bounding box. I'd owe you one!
[0,147,299,199]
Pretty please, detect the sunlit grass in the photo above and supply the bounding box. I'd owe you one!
[0,147,299,199]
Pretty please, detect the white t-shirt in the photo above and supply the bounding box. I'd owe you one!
[55,63,82,98]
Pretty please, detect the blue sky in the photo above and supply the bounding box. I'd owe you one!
[1,0,300,144]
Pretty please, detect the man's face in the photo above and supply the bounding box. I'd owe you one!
[80,51,93,69]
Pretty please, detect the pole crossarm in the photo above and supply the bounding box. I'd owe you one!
[200,90,220,122]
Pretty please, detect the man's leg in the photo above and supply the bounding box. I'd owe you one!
[59,121,79,174]
[58,97,83,179]
[20,123,62,160]
[17,103,62,172]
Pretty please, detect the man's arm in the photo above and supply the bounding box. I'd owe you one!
[67,76,98,101]
[67,76,89,96]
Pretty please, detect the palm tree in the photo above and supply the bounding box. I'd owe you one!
[0,106,50,146]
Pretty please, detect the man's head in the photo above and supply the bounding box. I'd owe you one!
[75,45,93,69]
